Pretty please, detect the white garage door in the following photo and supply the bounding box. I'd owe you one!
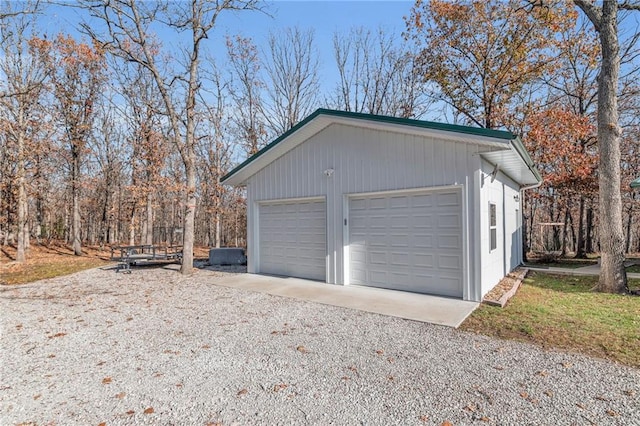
[259,198,326,281]
[349,189,463,298]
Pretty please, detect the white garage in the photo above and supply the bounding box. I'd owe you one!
[222,109,541,302]
[258,198,326,281]
[347,188,463,297]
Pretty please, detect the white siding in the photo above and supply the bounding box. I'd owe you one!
[247,123,481,300]
[478,159,522,297]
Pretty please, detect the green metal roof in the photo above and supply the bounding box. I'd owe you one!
[222,108,540,185]
[632,177,640,188]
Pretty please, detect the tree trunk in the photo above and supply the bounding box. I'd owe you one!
[586,206,594,253]
[561,207,570,257]
[181,158,196,274]
[592,2,628,293]
[625,207,633,254]
[575,196,586,258]
[16,130,26,263]
[143,192,153,245]
[215,209,221,249]
[129,205,136,246]
[72,146,82,256]
[568,209,576,253]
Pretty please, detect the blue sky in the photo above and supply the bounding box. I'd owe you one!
[37,1,415,93]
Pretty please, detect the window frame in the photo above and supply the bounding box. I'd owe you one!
[489,202,497,252]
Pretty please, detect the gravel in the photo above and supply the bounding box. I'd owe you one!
[1,265,638,425]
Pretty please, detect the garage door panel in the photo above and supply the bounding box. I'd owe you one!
[412,253,434,267]
[390,252,410,266]
[410,194,433,207]
[368,198,388,209]
[437,214,460,228]
[259,199,326,281]
[369,251,388,264]
[438,234,461,249]
[437,192,459,206]
[438,254,461,269]
[349,189,463,297]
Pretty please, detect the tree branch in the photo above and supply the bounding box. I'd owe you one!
[619,1,640,11]
[574,0,603,30]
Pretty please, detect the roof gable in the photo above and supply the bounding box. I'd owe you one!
[222,108,542,187]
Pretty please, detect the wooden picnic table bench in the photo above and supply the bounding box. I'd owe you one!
[110,244,183,273]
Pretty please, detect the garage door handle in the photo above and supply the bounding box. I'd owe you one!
[344,219,347,226]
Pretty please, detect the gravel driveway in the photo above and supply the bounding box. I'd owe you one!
[1,266,638,425]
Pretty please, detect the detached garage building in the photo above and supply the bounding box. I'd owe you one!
[222,109,541,302]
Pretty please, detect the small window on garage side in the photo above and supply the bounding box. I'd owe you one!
[489,203,497,251]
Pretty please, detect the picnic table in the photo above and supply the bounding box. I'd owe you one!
[110,244,183,273]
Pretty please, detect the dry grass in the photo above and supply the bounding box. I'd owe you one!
[0,243,211,285]
[461,272,640,368]
[0,243,112,285]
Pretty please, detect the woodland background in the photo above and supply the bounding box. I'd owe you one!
[1,0,639,269]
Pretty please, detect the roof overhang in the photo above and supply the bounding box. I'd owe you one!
[222,109,542,187]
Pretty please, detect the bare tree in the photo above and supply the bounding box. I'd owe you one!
[0,8,47,261]
[80,0,259,274]
[263,26,320,134]
[87,96,126,246]
[227,34,268,155]
[197,65,235,248]
[31,34,105,256]
[573,0,640,293]
[114,59,168,247]
[331,27,430,118]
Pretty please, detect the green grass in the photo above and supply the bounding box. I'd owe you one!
[461,272,640,367]
[526,259,597,269]
[626,264,640,274]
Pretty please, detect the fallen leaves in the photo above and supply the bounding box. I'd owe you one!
[237,388,248,396]
[296,345,309,353]
[273,383,288,392]
[143,407,154,414]
[115,392,126,399]
[48,332,67,339]
[463,402,477,412]
[102,377,112,384]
